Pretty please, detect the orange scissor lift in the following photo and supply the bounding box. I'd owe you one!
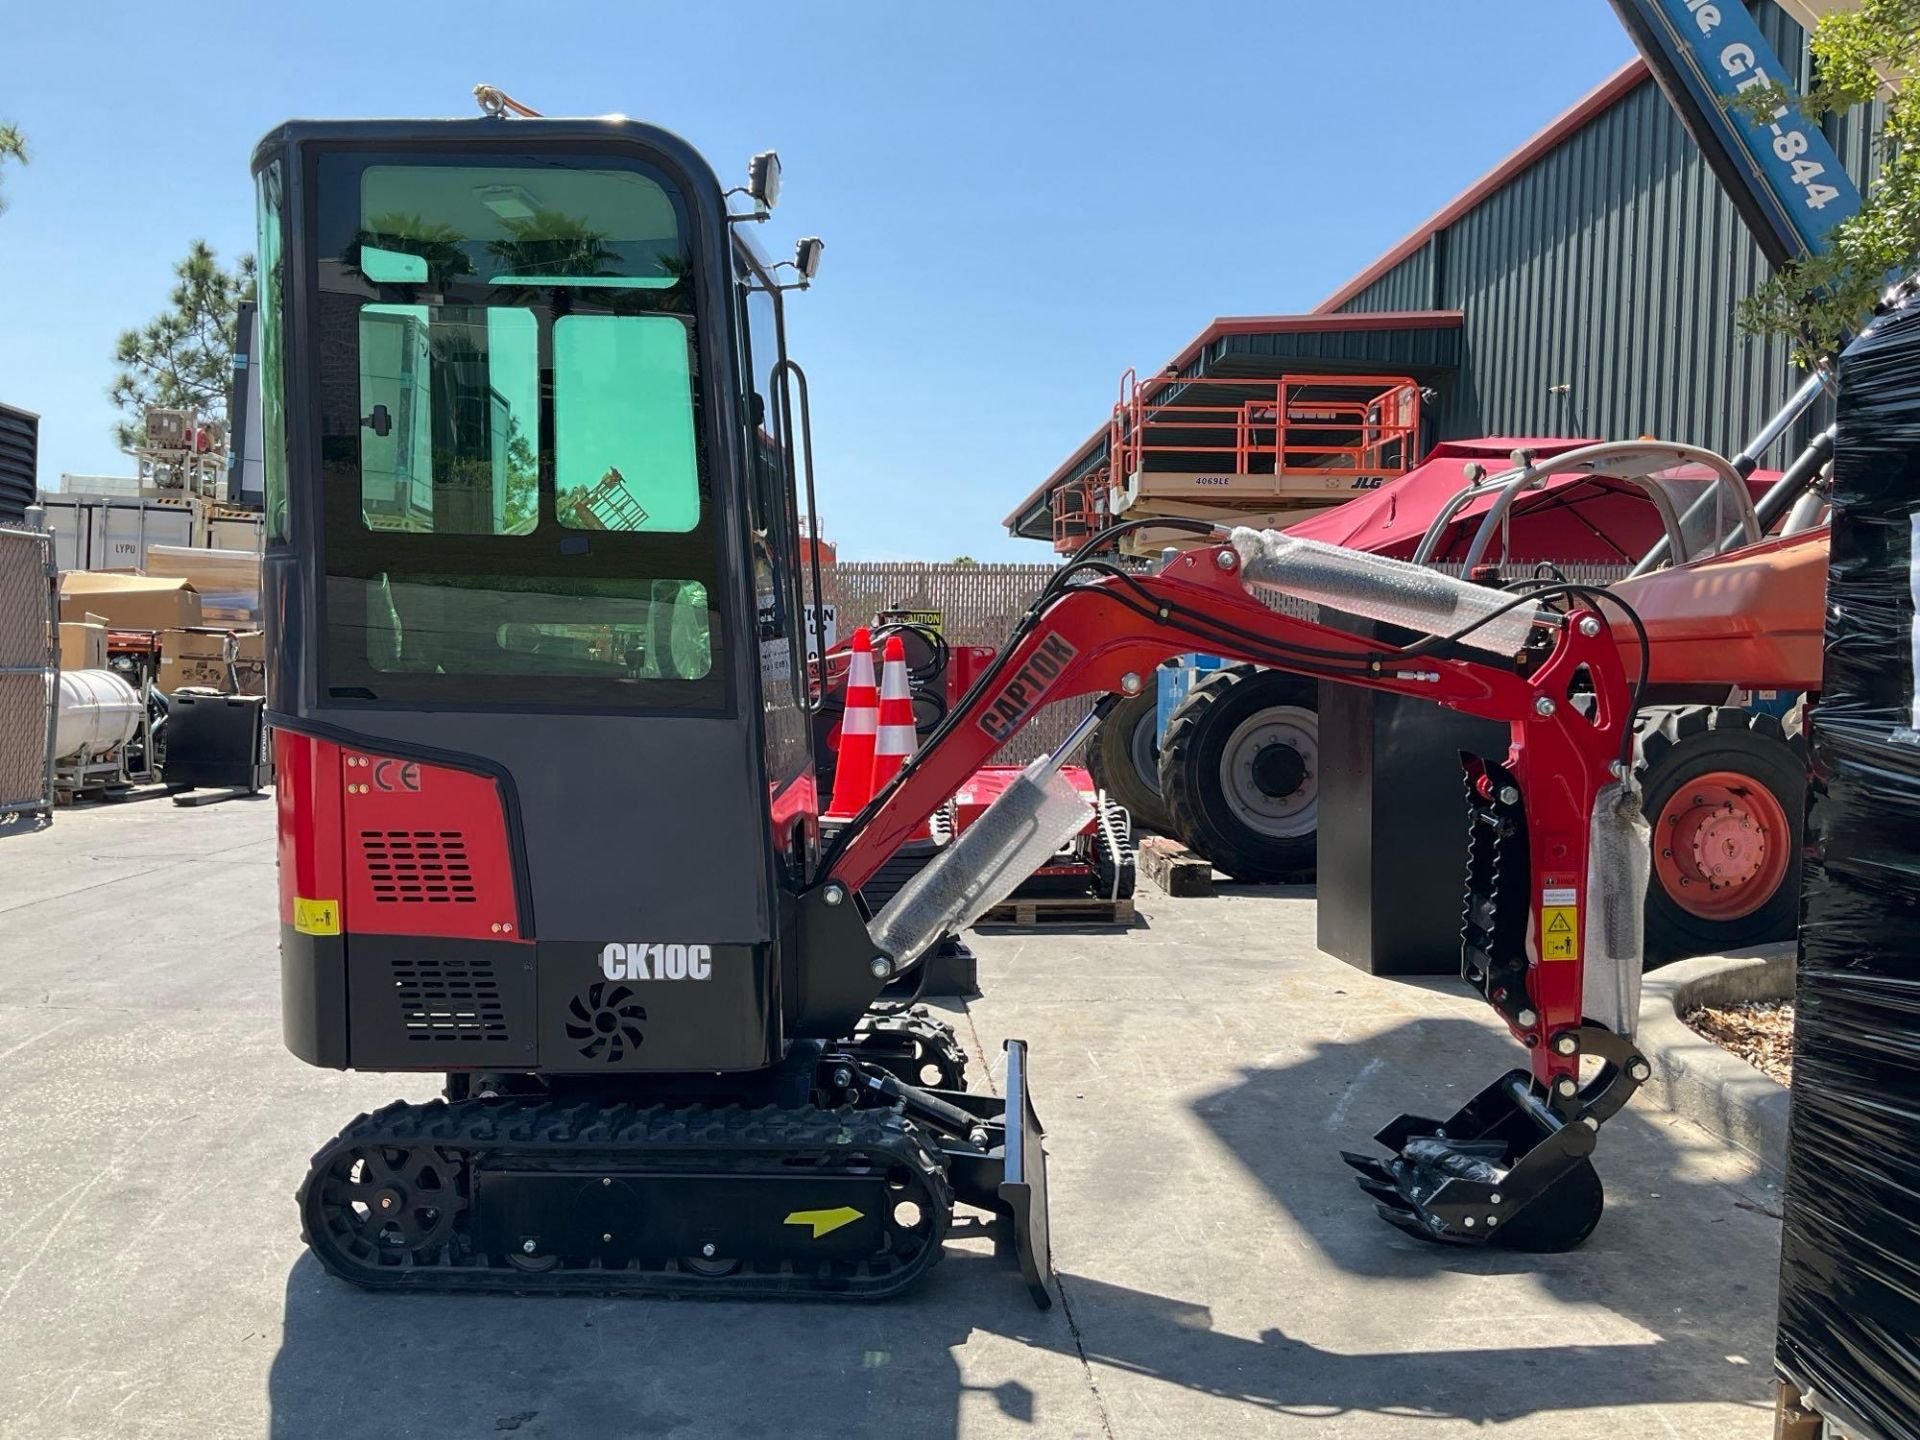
[1054,370,1423,557]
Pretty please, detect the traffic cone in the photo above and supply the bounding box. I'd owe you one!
[825,627,878,818]
[869,635,919,793]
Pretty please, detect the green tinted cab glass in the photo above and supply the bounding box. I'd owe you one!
[308,152,726,709]
[553,314,699,532]
[358,304,539,536]
[255,161,290,542]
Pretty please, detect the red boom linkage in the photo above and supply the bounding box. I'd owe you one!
[827,540,1632,1101]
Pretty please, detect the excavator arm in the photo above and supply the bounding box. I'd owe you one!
[815,530,1653,1253]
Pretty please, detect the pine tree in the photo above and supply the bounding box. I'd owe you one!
[0,123,26,215]
[108,241,256,448]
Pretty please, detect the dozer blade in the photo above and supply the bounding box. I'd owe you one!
[913,1037,1054,1308]
[1344,1068,1609,1252]
[1000,1038,1054,1309]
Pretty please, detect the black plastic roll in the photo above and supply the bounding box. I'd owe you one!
[1774,288,1920,1440]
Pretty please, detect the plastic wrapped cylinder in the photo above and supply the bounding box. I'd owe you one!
[54,669,141,761]
[868,759,1094,967]
[1229,527,1542,655]
[1581,779,1649,1037]
[1773,286,1920,1440]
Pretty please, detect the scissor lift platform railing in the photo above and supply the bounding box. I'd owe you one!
[1051,372,1423,555]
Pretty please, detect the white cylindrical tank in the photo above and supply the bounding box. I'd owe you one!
[54,669,142,762]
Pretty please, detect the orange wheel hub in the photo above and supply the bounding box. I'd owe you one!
[1651,769,1791,921]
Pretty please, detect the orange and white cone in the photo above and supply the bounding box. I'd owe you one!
[869,634,919,793]
[825,627,878,818]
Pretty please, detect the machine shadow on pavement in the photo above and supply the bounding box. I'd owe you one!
[268,1015,1780,1438]
[1159,1013,1783,1424]
[269,1248,1066,1440]
[1042,1272,1777,1429]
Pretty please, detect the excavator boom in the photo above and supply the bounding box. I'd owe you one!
[818,529,1653,1252]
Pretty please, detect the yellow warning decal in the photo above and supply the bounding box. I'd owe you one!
[784,1206,863,1239]
[294,897,341,936]
[1541,906,1578,960]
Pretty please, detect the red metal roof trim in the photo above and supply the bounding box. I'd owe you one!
[1001,309,1465,530]
[1312,58,1650,315]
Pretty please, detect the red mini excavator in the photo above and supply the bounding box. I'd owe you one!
[255,104,1653,1306]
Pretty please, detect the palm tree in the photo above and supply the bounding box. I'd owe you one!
[344,213,473,288]
[0,123,27,216]
[486,208,621,283]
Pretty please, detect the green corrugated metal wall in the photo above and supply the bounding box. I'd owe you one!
[1335,0,1881,457]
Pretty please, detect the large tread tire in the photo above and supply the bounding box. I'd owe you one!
[1159,665,1319,884]
[1086,689,1171,834]
[1636,703,1807,964]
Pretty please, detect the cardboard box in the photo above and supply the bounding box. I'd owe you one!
[157,627,234,695]
[232,630,266,696]
[58,621,108,672]
[59,572,202,632]
[144,546,261,627]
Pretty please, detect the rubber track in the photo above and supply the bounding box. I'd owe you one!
[299,1097,953,1299]
[852,1007,970,1091]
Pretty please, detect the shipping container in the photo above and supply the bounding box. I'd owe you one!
[38,495,195,572]
[37,491,265,573]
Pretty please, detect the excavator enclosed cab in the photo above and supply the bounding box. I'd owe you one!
[259,120,808,1075]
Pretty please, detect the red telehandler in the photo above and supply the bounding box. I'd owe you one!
[256,106,1655,1305]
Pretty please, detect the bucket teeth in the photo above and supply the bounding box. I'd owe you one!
[1344,1124,1511,1247]
[1339,1150,1395,1185]
[1353,1176,1409,1209]
[1375,1202,1476,1245]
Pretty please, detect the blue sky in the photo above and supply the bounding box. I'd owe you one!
[0,1,1636,560]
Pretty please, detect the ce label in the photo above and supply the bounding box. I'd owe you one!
[372,760,421,793]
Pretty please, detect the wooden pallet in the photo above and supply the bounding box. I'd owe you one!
[1771,1380,1823,1440]
[975,894,1136,928]
[1137,836,1215,897]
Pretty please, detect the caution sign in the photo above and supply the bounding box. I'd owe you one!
[1541,906,1578,960]
[294,896,341,936]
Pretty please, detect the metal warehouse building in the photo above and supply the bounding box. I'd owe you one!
[1005,0,1878,546]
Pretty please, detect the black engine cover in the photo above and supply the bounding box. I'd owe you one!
[536,941,778,1072]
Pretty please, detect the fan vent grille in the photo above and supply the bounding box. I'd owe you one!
[565,982,647,1064]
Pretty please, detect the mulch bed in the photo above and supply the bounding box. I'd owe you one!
[1683,999,1794,1086]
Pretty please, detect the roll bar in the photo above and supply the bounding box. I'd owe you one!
[1411,442,1762,572]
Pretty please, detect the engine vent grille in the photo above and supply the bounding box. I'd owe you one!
[393,954,510,1044]
[360,830,478,905]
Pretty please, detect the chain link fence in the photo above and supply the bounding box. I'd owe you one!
[832,561,1087,763]
[0,526,56,822]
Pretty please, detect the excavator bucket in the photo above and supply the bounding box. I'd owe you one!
[1343,1024,1647,1251]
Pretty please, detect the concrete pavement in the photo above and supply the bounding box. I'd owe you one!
[0,799,1782,1438]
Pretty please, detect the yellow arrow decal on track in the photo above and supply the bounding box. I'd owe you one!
[784,1206,863,1239]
